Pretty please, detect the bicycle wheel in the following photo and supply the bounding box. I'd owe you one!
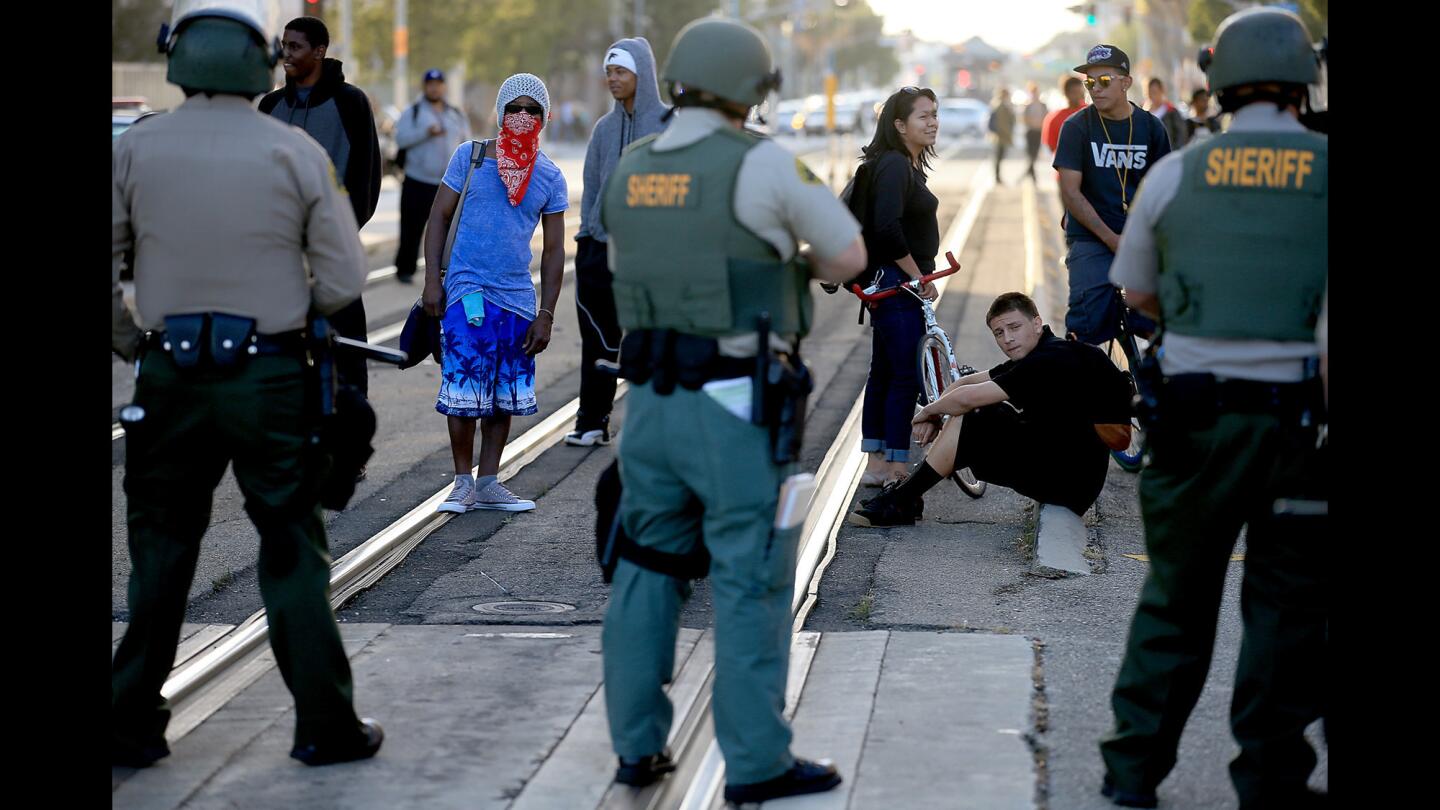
[917,333,949,405]
[916,334,987,498]
[1110,353,1145,473]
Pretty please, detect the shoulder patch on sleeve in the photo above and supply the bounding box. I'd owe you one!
[794,158,823,185]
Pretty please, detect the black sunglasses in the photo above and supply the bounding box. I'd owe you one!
[504,103,545,117]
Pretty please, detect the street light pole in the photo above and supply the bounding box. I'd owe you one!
[393,0,408,110]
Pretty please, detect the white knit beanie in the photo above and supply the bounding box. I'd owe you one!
[495,73,551,123]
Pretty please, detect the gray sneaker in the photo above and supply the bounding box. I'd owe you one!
[437,477,476,514]
[473,479,536,512]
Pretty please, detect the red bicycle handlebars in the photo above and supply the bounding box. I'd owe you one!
[849,251,962,302]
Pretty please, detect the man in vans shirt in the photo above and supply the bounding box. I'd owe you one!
[849,292,1133,527]
[392,68,471,284]
[566,37,669,447]
[1054,44,1170,346]
[259,15,382,404]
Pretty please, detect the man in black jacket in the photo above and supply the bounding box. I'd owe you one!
[260,15,381,406]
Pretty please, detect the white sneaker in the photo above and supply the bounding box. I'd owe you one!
[472,479,536,512]
[563,427,610,447]
[437,477,475,514]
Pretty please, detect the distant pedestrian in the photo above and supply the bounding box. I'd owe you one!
[988,86,1016,184]
[1042,76,1087,157]
[1022,81,1048,181]
[1146,77,1188,150]
[1185,88,1222,144]
[393,68,471,284]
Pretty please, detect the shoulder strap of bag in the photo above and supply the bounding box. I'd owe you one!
[439,139,491,277]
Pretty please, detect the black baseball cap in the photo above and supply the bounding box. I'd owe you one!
[1074,44,1131,75]
[423,68,445,82]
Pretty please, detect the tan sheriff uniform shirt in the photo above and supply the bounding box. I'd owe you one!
[620,107,862,356]
[112,93,367,356]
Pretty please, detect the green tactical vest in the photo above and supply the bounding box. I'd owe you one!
[601,127,812,339]
[1154,129,1327,342]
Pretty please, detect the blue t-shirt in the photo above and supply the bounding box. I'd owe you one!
[440,141,569,320]
[1053,102,1171,242]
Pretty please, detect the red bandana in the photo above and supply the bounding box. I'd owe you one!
[496,111,543,207]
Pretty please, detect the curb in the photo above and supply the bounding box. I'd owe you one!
[1032,502,1091,577]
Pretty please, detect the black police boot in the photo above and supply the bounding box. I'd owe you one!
[112,736,171,769]
[723,759,842,804]
[614,749,676,787]
[1101,775,1159,808]
[849,480,924,527]
[290,718,384,766]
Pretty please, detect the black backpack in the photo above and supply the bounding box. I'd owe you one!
[828,154,913,296]
[392,103,422,171]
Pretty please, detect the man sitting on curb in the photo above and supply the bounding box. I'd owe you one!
[850,292,1133,527]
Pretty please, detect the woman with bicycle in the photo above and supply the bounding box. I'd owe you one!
[855,86,943,487]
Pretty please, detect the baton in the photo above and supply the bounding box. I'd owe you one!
[334,336,408,366]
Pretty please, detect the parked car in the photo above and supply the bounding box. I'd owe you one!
[936,98,989,141]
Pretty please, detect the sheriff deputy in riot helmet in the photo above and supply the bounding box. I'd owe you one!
[1098,7,1328,808]
[111,0,382,768]
[598,16,866,804]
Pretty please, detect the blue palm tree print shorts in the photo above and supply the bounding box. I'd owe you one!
[436,297,538,418]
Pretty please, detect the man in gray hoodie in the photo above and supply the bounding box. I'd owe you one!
[565,37,670,447]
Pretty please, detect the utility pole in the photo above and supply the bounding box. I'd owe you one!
[339,0,352,78]
[393,0,408,110]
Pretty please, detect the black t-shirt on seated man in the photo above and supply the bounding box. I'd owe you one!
[955,326,1133,515]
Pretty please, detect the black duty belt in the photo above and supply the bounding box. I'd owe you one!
[618,329,759,394]
[142,328,307,359]
[1162,373,1322,418]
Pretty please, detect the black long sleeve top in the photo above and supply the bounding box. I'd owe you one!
[864,150,940,275]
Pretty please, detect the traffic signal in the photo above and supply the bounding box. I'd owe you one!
[1086,4,1097,26]
[306,0,324,15]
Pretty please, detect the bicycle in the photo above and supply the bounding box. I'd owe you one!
[1095,288,1149,473]
[851,250,986,498]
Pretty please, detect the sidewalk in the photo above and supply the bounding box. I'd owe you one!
[111,623,1037,809]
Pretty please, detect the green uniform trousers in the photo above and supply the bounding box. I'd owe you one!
[1101,411,1329,808]
[603,382,799,785]
[112,351,362,751]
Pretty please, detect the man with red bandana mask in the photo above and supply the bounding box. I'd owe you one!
[421,73,569,514]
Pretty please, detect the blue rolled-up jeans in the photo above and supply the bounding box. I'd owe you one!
[861,266,925,463]
[1064,237,1157,344]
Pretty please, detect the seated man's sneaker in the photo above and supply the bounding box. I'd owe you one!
[564,425,611,447]
[614,749,676,787]
[473,480,536,512]
[436,476,475,514]
[723,759,842,804]
[1101,775,1159,808]
[290,718,384,767]
[849,481,923,527]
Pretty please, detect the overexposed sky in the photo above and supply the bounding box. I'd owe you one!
[866,0,1087,53]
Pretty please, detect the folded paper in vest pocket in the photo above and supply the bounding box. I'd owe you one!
[398,298,442,369]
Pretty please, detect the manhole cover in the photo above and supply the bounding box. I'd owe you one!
[471,601,575,615]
